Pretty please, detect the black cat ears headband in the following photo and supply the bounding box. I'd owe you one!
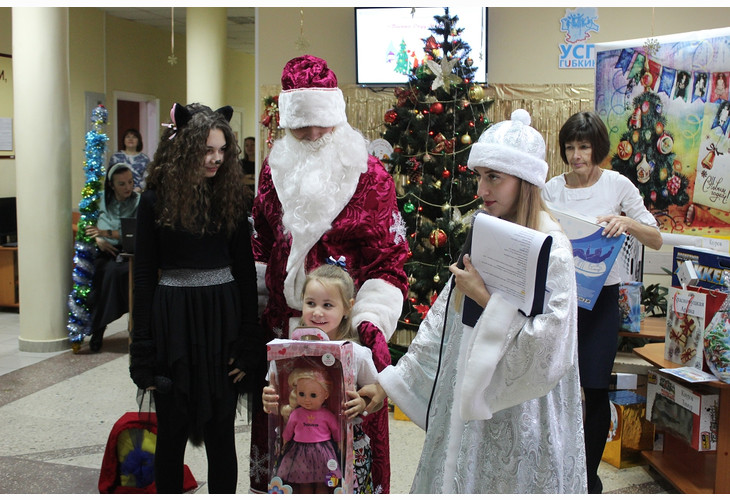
[161,102,234,139]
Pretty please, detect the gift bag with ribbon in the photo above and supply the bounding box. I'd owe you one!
[665,285,728,370]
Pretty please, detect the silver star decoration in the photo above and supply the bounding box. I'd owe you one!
[426,57,461,91]
[167,54,178,66]
[390,211,407,245]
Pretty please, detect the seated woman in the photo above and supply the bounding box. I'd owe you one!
[84,162,140,352]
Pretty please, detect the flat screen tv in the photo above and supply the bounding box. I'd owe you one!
[0,197,17,244]
[355,7,488,86]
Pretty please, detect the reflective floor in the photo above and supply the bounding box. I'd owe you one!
[0,310,675,494]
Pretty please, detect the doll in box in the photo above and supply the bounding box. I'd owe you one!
[275,366,342,493]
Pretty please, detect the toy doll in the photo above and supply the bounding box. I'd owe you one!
[275,367,342,494]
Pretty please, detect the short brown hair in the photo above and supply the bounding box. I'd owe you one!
[558,111,609,166]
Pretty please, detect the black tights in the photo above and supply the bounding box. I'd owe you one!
[154,392,238,493]
[583,387,609,494]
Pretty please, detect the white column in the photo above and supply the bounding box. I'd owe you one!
[186,7,226,108]
[13,7,73,352]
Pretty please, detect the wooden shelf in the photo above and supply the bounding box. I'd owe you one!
[634,342,730,493]
[619,315,666,340]
[0,246,19,308]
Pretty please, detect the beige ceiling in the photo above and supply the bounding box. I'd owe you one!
[98,7,255,54]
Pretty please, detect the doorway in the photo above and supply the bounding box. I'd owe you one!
[111,92,160,163]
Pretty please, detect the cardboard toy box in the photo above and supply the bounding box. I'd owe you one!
[672,245,730,290]
[645,370,720,452]
[602,390,655,468]
[265,338,355,494]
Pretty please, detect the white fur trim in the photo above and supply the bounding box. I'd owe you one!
[377,365,427,429]
[256,261,268,319]
[467,142,548,188]
[278,88,347,129]
[457,292,518,421]
[351,279,403,342]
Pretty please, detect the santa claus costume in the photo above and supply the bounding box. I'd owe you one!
[249,55,409,493]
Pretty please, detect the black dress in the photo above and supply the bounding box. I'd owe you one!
[129,188,265,446]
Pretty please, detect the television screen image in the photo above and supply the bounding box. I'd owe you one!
[355,7,487,86]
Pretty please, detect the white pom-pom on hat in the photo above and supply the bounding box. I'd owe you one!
[510,108,531,126]
[466,108,548,187]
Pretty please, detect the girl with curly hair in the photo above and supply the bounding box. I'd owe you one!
[129,102,265,493]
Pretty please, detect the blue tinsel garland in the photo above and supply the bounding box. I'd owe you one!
[67,105,108,345]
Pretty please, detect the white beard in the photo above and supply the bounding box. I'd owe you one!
[269,125,369,309]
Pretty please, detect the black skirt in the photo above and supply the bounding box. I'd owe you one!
[151,278,241,438]
[577,284,620,389]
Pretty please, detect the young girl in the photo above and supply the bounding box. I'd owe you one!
[263,263,378,493]
[129,102,265,493]
[275,367,342,494]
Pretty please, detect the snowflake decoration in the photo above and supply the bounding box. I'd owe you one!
[390,211,407,245]
[643,37,661,57]
[426,57,461,91]
[248,444,269,483]
[167,54,178,66]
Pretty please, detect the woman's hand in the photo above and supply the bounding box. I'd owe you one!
[262,384,279,415]
[95,236,118,256]
[448,254,490,308]
[358,383,387,414]
[227,358,245,384]
[344,390,368,419]
[597,214,663,250]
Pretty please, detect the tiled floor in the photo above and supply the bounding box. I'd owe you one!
[0,309,675,494]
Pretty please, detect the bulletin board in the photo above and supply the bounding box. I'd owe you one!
[0,53,13,158]
[595,28,730,238]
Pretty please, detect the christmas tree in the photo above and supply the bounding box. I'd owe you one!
[610,89,690,211]
[382,8,492,329]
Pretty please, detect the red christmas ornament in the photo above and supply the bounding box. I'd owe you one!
[384,109,398,124]
[425,36,439,51]
[641,72,654,89]
[458,164,468,173]
[429,229,447,248]
[650,190,657,202]
[430,102,444,114]
[442,169,451,179]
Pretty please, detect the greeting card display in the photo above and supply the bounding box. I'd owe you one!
[265,339,355,494]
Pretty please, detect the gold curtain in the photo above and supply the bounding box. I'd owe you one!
[259,83,595,180]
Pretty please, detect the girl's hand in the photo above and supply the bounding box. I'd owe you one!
[358,383,387,414]
[262,385,279,415]
[448,254,490,308]
[344,390,367,419]
[227,358,245,383]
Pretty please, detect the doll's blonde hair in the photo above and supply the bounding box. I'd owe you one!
[280,366,333,419]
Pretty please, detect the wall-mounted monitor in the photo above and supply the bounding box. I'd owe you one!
[355,7,488,86]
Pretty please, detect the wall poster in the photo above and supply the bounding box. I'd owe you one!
[595,27,730,238]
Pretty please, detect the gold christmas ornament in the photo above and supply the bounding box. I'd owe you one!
[468,84,485,102]
[460,133,472,145]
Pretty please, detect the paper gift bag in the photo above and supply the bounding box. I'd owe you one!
[665,287,707,369]
[619,282,643,332]
[665,286,728,370]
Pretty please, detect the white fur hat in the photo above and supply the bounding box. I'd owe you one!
[278,55,348,129]
[467,109,548,188]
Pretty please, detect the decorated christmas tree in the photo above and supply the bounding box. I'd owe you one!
[610,89,690,211]
[67,105,108,352]
[382,8,492,329]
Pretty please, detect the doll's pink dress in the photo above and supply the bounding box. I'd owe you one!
[276,406,342,483]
